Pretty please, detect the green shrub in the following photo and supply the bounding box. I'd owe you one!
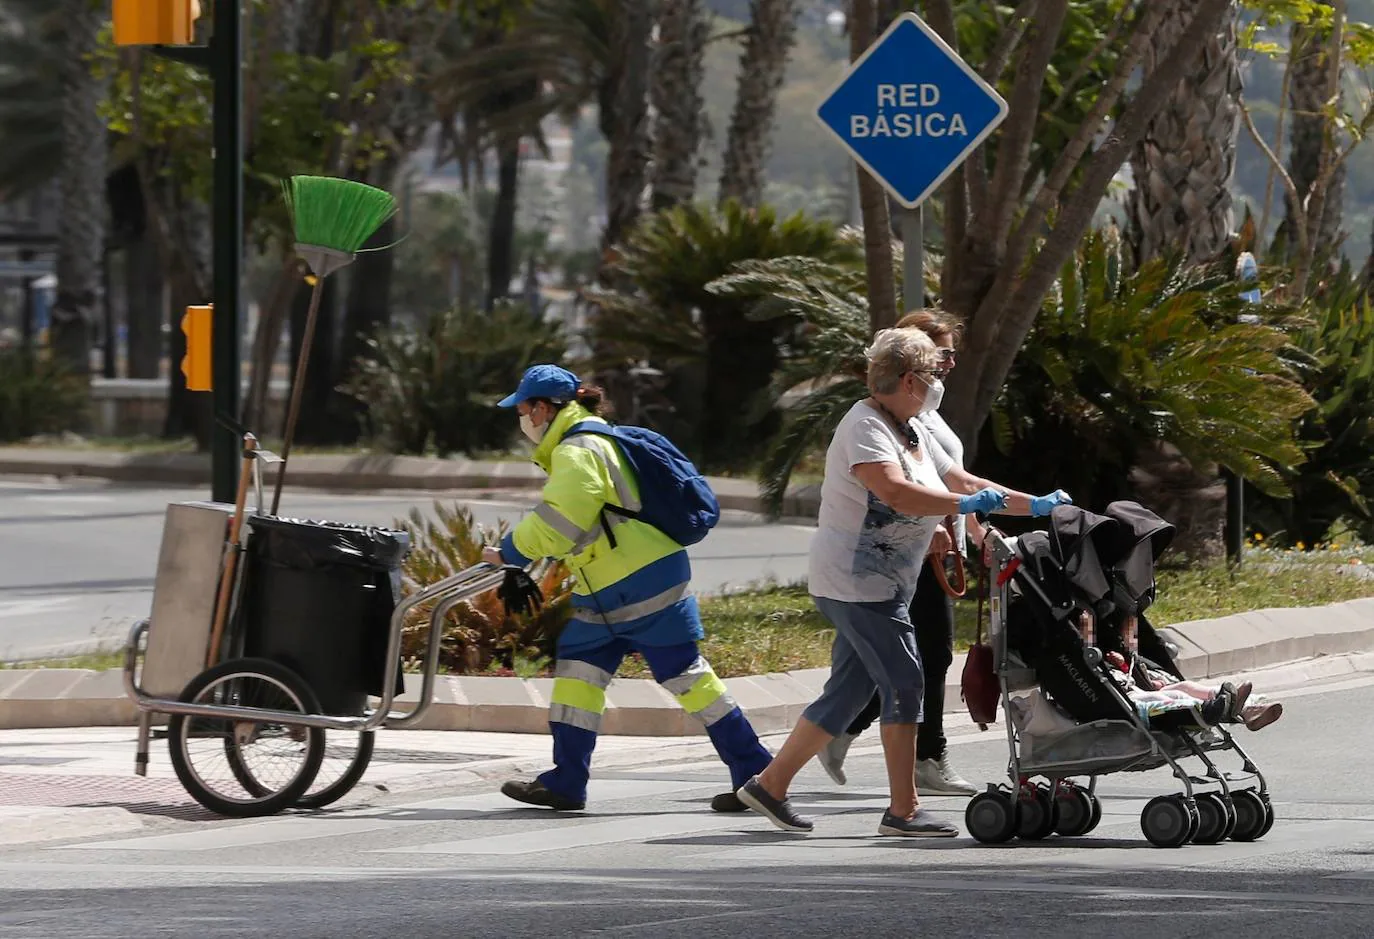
[343,303,567,457]
[0,348,88,443]
[394,501,573,674]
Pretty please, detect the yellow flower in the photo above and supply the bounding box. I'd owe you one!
[1254,532,1265,542]
[1296,541,1306,551]
[1332,542,1342,550]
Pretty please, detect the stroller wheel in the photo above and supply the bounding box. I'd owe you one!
[1085,794,1104,834]
[1228,789,1267,841]
[1191,792,1230,844]
[1016,784,1058,840]
[966,790,1018,844]
[1053,785,1095,837]
[1257,792,1276,838]
[1141,794,1192,848]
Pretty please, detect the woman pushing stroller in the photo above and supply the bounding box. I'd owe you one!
[734,325,1075,836]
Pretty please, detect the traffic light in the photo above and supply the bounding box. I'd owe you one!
[181,304,212,392]
[112,0,201,46]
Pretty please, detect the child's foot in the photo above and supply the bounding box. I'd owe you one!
[1243,701,1283,731]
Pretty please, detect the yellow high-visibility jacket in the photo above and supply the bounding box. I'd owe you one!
[498,402,703,653]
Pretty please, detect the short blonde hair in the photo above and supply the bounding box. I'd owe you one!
[865,327,938,395]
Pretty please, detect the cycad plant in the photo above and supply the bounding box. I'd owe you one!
[590,199,861,472]
[396,502,572,675]
[1247,261,1374,546]
[726,227,1314,524]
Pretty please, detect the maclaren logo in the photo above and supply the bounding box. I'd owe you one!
[1057,654,1099,703]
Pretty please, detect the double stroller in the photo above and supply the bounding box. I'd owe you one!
[963,501,1275,848]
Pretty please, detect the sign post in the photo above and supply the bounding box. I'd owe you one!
[816,13,1009,316]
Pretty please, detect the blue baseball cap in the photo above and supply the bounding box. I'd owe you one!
[498,364,581,408]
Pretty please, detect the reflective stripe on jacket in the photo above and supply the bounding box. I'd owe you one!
[499,401,704,652]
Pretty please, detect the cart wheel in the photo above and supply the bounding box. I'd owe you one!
[168,657,325,818]
[1053,785,1095,837]
[1228,789,1267,841]
[299,730,376,809]
[1141,795,1191,848]
[1016,784,1058,840]
[966,790,1018,844]
[1084,793,1104,834]
[1191,792,1229,844]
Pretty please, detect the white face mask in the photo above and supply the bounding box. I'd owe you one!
[519,411,547,443]
[921,376,945,413]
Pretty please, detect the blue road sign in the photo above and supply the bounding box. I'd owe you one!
[816,13,1009,209]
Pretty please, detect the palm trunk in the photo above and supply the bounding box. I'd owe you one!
[243,254,299,434]
[1127,3,1242,267]
[651,0,708,210]
[600,0,655,258]
[848,0,896,332]
[717,0,799,208]
[123,231,164,379]
[487,143,521,308]
[50,0,107,379]
[1279,9,1345,261]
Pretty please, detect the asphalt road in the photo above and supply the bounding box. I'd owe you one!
[0,478,814,661]
[2,675,1372,938]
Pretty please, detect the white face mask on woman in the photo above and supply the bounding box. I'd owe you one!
[912,374,944,414]
[519,410,547,443]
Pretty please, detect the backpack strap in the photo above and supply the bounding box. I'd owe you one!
[560,422,640,550]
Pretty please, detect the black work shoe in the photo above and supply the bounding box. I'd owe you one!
[500,779,585,811]
[736,776,814,832]
[711,790,749,812]
[878,808,959,838]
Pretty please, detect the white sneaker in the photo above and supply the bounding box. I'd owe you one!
[916,755,977,796]
[818,733,858,785]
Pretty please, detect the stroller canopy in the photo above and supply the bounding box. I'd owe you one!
[1101,501,1176,615]
[1047,504,1119,613]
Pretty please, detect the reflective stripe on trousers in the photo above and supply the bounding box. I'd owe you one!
[660,656,737,726]
[549,659,615,732]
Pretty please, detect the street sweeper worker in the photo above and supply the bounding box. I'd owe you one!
[481,364,772,813]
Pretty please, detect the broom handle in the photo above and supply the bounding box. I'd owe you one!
[207,434,259,668]
[271,280,325,515]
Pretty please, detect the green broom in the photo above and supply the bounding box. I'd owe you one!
[273,175,398,514]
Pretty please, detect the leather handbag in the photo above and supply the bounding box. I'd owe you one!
[960,562,999,730]
[929,517,967,598]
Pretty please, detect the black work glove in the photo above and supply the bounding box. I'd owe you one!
[498,565,545,618]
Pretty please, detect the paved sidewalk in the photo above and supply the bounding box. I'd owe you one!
[4,650,1370,847]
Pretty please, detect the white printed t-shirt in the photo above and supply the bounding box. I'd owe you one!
[808,400,955,605]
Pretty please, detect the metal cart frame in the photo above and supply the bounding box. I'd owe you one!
[120,433,517,816]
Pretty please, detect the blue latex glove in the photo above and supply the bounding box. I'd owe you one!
[1031,489,1073,517]
[959,487,1008,516]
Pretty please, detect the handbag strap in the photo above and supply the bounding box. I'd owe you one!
[928,518,966,598]
[975,556,987,645]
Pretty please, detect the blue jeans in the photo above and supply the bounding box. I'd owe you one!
[802,595,925,736]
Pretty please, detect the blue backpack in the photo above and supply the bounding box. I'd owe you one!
[564,421,720,547]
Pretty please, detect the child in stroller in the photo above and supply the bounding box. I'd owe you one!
[963,500,1277,848]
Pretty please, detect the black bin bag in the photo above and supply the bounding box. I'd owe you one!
[237,515,411,716]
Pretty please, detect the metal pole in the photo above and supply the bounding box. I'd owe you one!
[1225,469,1244,567]
[903,204,924,313]
[210,0,243,505]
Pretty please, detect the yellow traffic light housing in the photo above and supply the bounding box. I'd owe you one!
[113,0,201,46]
[181,304,213,392]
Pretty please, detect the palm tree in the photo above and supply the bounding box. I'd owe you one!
[49,0,108,378]
[1127,2,1242,268]
[1125,1,1244,561]
[436,0,654,268]
[0,0,63,195]
[717,0,799,208]
[650,0,708,210]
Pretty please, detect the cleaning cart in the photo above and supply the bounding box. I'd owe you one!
[120,435,521,817]
[120,174,539,818]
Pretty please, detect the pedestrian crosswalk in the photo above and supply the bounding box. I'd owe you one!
[48,766,1374,874]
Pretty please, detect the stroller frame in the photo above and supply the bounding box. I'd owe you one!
[963,527,1275,848]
